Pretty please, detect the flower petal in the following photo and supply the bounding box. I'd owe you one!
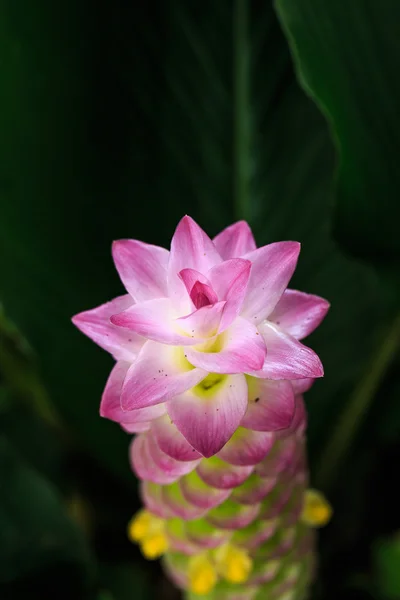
[176,302,226,339]
[208,259,252,331]
[269,289,330,340]
[146,431,200,479]
[255,437,298,478]
[72,295,142,361]
[206,498,260,530]
[168,216,222,309]
[99,361,129,420]
[167,374,248,457]
[231,473,277,505]
[100,361,167,425]
[213,221,257,259]
[165,521,202,556]
[240,379,296,432]
[122,421,150,433]
[241,242,300,323]
[231,517,279,550]
[121,341,207,410]
[186,519,231,549]
[129,434,180,485]
[185,317,266,374]
[196,457,254,489]
[254,322,324,380]
[217,427,274,466]
[151,415,202,461]
[291,378,314,395]
[161,482,209,520]
[112,239,169,302]
[111,297,201,345]
[140,481,173,519]
[179,471,231,509]
[178,268,211,296]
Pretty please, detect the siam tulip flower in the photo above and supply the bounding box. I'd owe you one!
[72,216,331,599]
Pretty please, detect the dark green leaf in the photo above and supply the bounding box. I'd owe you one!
[134,0,394,458]
[373,533,400,600]
[0,0,395,487]
[275,0,400,266]
[0,437,93,586]
[0,1,138,484]
[99,563,152,600]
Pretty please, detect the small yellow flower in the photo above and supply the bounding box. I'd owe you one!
[301,489,332,528]
[214,543,253,584]
[188,553,218,596]
[127,510,168,560]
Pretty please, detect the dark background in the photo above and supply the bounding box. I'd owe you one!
[1,1,400,599]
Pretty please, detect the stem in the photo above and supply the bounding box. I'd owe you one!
[315,312,400,490]
[233,0,251,221]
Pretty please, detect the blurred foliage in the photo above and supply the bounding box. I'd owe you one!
[276,0,400,267]
[1,0,400,599]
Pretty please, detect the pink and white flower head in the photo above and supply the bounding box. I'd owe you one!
[72,217,329,458]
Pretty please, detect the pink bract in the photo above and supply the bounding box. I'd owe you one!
[72,216,329,457]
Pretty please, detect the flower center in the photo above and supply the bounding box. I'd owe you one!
[194,373,227,397]
[190,280,218,309]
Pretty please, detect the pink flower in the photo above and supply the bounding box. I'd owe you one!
[72,217,329,457]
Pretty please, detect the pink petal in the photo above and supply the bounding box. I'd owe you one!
[179,471,231,509]
[178,268,212,297]
[231,474,277,505]
[208,259,252,331]
[146,431,200,479]
[176,302,226,339]
[121,341,207,410]
[186,519,231,550]
[217,427,274,466]
[241,242,301,324]
[255,437,298,478]
[161,482,209,520]
[122,421,150,433]
[167,374,248,457]
[213,221,257,259]
[240,379,296,432]
[140,481,174,519]
[197,457,254,489]
[269,289,330,340]
[231,517,279,550]
[254,322,324,380]
[292,378,314,395]
[163,555,190,588]
[111,297,201,345]
[206,498,260,530]
[151,415,202,461]
[272,395,307,441]
[100,361,166,424]
[165,533,202,557]
[185,317,266,374]
[190,281,218,309]
[72,295,142,361]
[284,395,307,438]
[259,483,294,520]
[168,216,222,309]
[99,361,129,420]
[129,434,180,485]
[112,239,169,302]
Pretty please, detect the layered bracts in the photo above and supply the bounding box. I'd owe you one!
[72,216,331,599]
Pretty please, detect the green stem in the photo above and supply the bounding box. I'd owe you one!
[315,312,400,490]
[233,0,251,221]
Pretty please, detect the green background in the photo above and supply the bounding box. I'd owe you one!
[1,1,400,598]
